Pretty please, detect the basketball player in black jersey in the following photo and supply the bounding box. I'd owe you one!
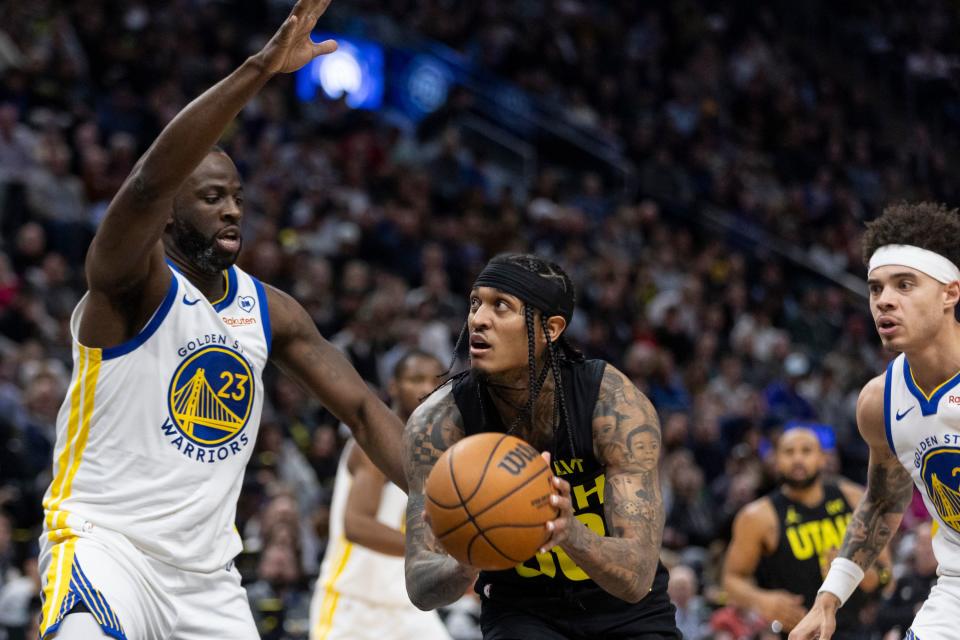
[723,427,891,638]
[402,253,680,639]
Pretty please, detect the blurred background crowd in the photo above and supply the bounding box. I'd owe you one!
[0,0,958,638]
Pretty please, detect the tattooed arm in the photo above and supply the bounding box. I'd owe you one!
[789,374,913,640]
[836,479,894,594]
[403,386,478,610]
[542,364,664,602]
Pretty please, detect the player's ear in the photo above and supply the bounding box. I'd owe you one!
[944,280,960,312]
[166,194,182,229]
[545,315,566,343]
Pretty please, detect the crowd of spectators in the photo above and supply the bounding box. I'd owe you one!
[0,1,957,639]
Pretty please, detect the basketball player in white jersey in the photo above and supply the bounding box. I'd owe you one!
[38,2,408,638]
[791,202,960,640]
[311,350,451,640]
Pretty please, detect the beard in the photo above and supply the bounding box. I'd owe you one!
[781,469,821,490]
[170,215,240,274]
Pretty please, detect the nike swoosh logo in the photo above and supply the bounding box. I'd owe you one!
[182,295,201,306]
[896,406,915,421]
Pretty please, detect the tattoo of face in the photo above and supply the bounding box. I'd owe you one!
[626,425,660,472]
[593,367,662,468]
[404,394,465,482]
[430,404,463,451]
[584,367,665,594]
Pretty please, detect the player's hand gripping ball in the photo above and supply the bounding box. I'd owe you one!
[425,433,559,570]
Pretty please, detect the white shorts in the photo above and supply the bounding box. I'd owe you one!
[38,523,256,640]
[309,588,450,640]
[907,574,960,640]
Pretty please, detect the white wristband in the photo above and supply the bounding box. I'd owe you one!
[818,557,865,606]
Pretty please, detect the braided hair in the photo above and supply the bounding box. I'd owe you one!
[440,253,582,456]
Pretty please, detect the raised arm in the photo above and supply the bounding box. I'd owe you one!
[82,1,338,338]
[402,387,478,610]
[268,286,407,490]
[542,364,665,602]
[790,375,913,640]
[723,499,807,631]
[343,441,404,556]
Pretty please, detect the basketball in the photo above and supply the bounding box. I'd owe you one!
[424,433,558,570]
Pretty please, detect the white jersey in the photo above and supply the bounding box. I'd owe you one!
[884,353,960,576]
[41,263,271,572]
[316,441,410,607]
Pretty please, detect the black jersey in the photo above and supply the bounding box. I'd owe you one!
[452,359,678,638]
[756,482,866,638]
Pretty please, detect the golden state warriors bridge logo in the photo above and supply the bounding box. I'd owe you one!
[163,344,254,462]
[920,447,960,534]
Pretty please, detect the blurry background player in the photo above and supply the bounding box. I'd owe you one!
[37,1,410,639]
[792,203,960,640]
[310,349,450,640]
[723,426,890,638]
[403,253,680,639]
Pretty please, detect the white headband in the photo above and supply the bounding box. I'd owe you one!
[868,244,960,284]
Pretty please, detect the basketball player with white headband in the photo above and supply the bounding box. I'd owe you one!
[791,202,960,640]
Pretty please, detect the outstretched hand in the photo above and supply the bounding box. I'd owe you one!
[788,593,840,640]
[257,0,338,75]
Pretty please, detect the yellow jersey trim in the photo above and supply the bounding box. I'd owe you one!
[40,536,77,635]
[44,345,102,537]
[210,270,230,305]
[314,538,354,640]
[908,363,960,402]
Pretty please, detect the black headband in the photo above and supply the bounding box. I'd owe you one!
[473,262,574,321]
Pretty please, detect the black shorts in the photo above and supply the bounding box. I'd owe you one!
[479,587,681,640]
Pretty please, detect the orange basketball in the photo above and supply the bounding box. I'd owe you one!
[424,432,558,570]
